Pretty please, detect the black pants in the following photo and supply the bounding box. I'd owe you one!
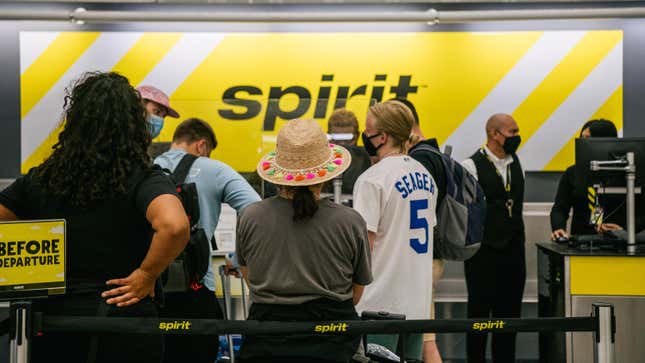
[240,298,360,363]
[31,293,162,363]
[159,286,224,363]
[464,243,526,363]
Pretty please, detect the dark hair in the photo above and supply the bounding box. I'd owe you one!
[288,186,319,222]
[580,119,618,138]
[172,118,218,150]
[391,97,419,125]
[35,71,151,208]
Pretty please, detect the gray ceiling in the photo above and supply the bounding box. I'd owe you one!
[0,0,640,3]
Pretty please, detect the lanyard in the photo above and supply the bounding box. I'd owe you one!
[482,148,514,217]
[481,148,512,194]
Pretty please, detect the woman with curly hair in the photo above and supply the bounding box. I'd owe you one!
[0,71,189,363]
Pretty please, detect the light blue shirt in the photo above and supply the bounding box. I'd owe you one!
[155,149,261,291]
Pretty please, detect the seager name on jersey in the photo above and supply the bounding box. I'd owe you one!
[395,171,435,199]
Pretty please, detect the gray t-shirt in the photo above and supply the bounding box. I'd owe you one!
[237,197,372,305]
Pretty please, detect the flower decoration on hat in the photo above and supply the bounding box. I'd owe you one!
[257,119,352,186]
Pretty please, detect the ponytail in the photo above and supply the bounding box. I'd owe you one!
[292,186,319,222]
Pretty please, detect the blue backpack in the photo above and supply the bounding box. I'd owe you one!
[410,143,486,261]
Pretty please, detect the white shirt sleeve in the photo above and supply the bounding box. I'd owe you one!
[353,178,382,233]
[461,158,478,181]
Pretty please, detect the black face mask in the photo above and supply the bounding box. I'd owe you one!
[361,132,384,157]
[502,135,522,155]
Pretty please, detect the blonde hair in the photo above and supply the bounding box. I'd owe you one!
[368,100,420,152]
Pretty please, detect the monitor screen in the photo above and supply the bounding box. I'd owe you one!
[575,137,645,230]
[575,137,645,189]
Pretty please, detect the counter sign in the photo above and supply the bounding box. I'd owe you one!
[0,220,65,299]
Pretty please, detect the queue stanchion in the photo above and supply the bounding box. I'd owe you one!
[9,301,32,363]
[593,303,616,363]
[333,175,343,204]
[240,276,248,320]
[219,265,236,363]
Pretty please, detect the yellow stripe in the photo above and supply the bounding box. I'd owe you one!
[570,256,645,295]
[543,85,623,171]
[21,33,183,173]
[111,33,183,86]
[21,32,100,119]
[513,31,622,143]
[21,123,64,174]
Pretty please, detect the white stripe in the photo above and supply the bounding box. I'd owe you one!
[445,31,586,162]
[137,33,226,95]
[21,32,143,163]
[20,32,59,74]
[518,41,622,170]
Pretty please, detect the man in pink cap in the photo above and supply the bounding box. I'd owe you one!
[137,85,180,139]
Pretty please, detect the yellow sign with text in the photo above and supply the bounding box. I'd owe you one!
[20,31,623,172]
[0,220,65,297]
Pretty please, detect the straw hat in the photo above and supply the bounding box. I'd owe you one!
[257,119,352,186]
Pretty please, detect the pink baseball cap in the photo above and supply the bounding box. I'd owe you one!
[136,85,180,118]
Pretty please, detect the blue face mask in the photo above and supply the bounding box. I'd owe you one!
[147,114,164,139]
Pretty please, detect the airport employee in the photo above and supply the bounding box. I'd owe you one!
[550,119,618,239]
[461,113,526,363]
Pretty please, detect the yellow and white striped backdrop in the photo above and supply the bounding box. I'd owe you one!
[20,31,623,173]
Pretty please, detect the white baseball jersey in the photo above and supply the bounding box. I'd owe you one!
[353,155,437,319]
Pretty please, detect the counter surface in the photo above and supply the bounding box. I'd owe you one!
[537,241,645,257]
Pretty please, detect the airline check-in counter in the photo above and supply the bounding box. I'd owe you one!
[538,242,645,363]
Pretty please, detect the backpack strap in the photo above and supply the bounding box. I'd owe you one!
[409,142,437,156]
[410,143,459,198]
[172,154,199,183]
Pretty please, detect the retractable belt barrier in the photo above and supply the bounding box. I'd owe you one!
[10,302,617,363]
[36,315,597,336]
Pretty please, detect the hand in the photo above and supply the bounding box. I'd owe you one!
[551,229,568,240]
[102,268,156,307]
[597,223,623,233]
[224,260,241,278]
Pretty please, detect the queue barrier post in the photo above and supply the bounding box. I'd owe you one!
[9,301,32,363]
[593,303,616,363]
[219,265,236,363]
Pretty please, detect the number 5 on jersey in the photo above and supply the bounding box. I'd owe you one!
[410,199,429,254]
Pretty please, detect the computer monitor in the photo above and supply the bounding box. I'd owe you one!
[575,137,645,232]
[575,137,645,190]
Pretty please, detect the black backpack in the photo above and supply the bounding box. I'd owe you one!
[158,154,211,293]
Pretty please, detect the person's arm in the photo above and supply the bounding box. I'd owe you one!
[352,213,372,305]
[219,164,261,212]
[0,204,18,221]
[102,194,189,307]
[597,223,623,233]
[352,284,365,305]
[367,231,376,251]
[550,169,574,239]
